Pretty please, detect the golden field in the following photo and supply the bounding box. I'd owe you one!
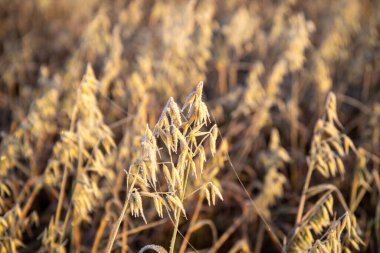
[0,0,379,252]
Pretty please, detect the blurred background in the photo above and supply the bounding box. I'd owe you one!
[0,0,379,252]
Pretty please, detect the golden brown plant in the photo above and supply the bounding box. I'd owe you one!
[0,0,379,252]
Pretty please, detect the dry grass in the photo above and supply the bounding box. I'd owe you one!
[1,0,380,252]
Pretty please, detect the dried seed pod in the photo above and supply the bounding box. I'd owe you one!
[210,125,218,156]
[130,190,146,223]
[167,195,186,218]
[168,97,182,127]
[210,183,223,205]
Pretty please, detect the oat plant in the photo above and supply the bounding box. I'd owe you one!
[106,82,224,253]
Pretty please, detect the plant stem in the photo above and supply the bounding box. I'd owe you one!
[122,214,128,253]
[169,209,181,253]
[105,174,137,253]
[20,181,42,219]
[170,156,191,253]
[209,214,246,253]
[295,164,314,225]
[179,193,204,253]
[91,213,108,253]
[72,137,83,253]
[59,203,72,244]
[54,163,69,226]
[54,105,78,227]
